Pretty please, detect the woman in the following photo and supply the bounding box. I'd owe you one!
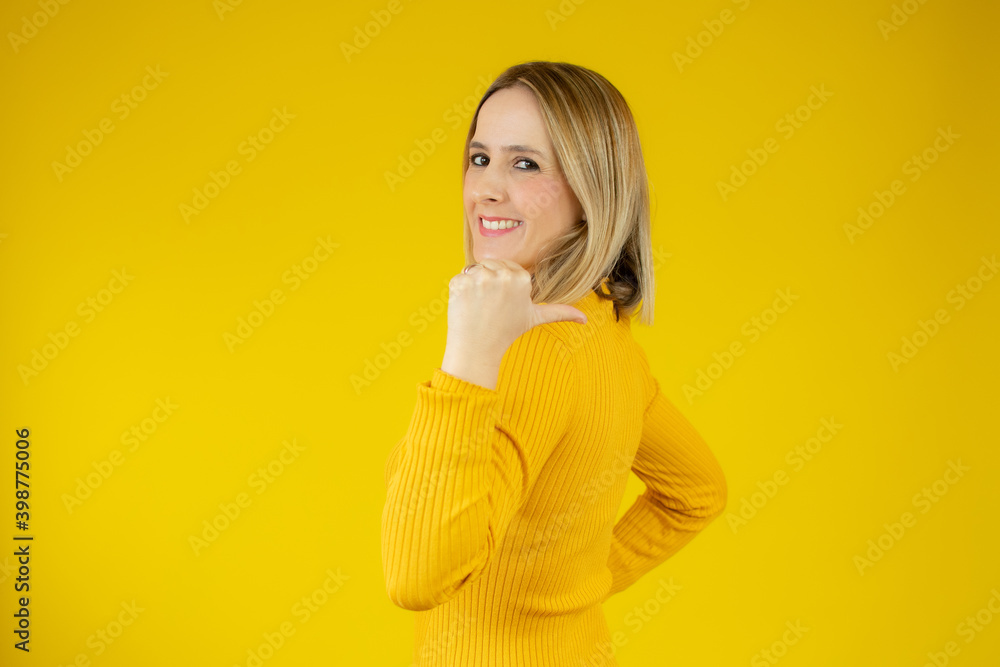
[381,61,728,666]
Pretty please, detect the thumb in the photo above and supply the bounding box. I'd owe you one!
[533,303,588,326]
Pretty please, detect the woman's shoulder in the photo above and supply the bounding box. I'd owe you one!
[542,287,633,343]
[506,320,579,372]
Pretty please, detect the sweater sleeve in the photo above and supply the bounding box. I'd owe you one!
[382,327,577,611]
[604,342,728,599]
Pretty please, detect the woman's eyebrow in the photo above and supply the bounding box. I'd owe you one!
[469,140,545,157]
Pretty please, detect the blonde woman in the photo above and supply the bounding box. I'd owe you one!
[382,61,728,666]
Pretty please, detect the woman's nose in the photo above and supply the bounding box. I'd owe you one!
[471,164,504,202]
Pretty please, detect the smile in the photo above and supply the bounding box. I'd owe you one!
[479,216,523,237]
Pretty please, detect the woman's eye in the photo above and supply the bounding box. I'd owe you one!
[468,154,537,170]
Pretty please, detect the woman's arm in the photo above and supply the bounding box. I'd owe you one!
[381,326,577,611]
[604,343,728,599]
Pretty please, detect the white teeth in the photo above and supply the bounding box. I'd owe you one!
[482,218,523,230]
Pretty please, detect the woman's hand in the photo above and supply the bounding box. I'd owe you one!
[439,258,588,390]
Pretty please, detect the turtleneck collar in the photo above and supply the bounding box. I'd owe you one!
[572,276,620,321]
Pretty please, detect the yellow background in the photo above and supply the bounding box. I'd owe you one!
[2,0,998,665]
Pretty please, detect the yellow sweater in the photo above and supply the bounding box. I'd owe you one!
[382,278,728,666]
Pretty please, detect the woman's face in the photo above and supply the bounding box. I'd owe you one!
[463,85,585,275]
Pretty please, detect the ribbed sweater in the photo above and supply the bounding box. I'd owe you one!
[382,278,728,666]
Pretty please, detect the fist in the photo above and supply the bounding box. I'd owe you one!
[445,258,588,360]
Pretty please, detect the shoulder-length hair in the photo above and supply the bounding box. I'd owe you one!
[461,61,655,326]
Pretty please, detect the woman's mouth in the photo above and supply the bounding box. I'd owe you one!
[479,216,524,237]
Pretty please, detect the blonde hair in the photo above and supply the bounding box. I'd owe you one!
[461,61,655,325]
